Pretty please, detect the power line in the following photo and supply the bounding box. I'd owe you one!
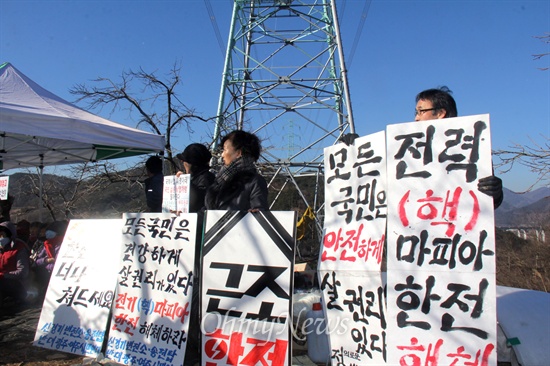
[204,0,226,57]
[347,0,371,69]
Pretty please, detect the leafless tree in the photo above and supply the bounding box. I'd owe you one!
[57,162,144,218]
[493,34,550,191]
[13,161,149,222]
[494,135,550,191]
[70,62,212,174]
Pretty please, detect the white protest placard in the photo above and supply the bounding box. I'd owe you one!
[106,213,197,366]
[201,210,296,366]
[320,132,387,271]
[318,132,388,365]
[0,176,8,200]
[318,270,387,364]
[386,115,497,365]
[162,174,191,213]
[34,219,123,357]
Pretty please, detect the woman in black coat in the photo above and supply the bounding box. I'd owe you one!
[205,130,268,211]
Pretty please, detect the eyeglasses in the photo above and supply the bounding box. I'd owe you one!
[415,108,437,116]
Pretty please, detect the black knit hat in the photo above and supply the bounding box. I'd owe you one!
[176,143,212,167]
[0,221,15,238]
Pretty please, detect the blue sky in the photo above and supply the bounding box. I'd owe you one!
[1,0,549,192]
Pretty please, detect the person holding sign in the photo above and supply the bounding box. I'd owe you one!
[414,87,504,208]
[341,86,504,208]
[176,143,215,213]
[205,130,268,211]
[176,143,215,366]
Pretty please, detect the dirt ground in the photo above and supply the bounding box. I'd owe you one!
[0,298,521,366]
[0,299,313,366]
[0,300,86,366]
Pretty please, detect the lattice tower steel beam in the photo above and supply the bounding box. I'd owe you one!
[211,0,355,243]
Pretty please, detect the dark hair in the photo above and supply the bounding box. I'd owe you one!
[416,86,458,118]
[17,219,30,230]
[221,130,262,161]
[176,143,212,172]
[145,156,163,174]
[0,226,11,238]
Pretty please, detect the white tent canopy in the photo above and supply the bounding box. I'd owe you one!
[0,62,165,171]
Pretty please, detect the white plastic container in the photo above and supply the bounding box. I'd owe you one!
[305,302,331,364]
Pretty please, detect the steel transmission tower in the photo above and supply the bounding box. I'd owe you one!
[212,0,355,238]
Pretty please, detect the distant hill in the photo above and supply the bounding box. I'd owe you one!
[501,186,550,208]
[496,186,550,227]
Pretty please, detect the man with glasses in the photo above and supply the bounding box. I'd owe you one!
[340,86,503,208]
[414,86,457,121]
[413,86,503,208]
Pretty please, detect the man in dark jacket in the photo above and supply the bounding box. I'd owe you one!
[144,156,164,212]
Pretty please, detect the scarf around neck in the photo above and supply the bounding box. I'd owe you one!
[214,156,257,188]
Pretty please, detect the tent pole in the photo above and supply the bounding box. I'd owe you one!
[39,155,43,222]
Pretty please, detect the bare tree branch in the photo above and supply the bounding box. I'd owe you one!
[494,135,550,192]
[16,160,151,222]
[532,33,550,70]
[70,62,210,174]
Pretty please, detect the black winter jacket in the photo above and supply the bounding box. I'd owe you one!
[144,173,164,213]
[189,168,215,213]
[205,171,268,211]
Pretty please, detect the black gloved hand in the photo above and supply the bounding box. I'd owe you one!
[477,175,504,208]
[340,133,359,146]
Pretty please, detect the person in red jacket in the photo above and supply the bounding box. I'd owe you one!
[0,221,30,304]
